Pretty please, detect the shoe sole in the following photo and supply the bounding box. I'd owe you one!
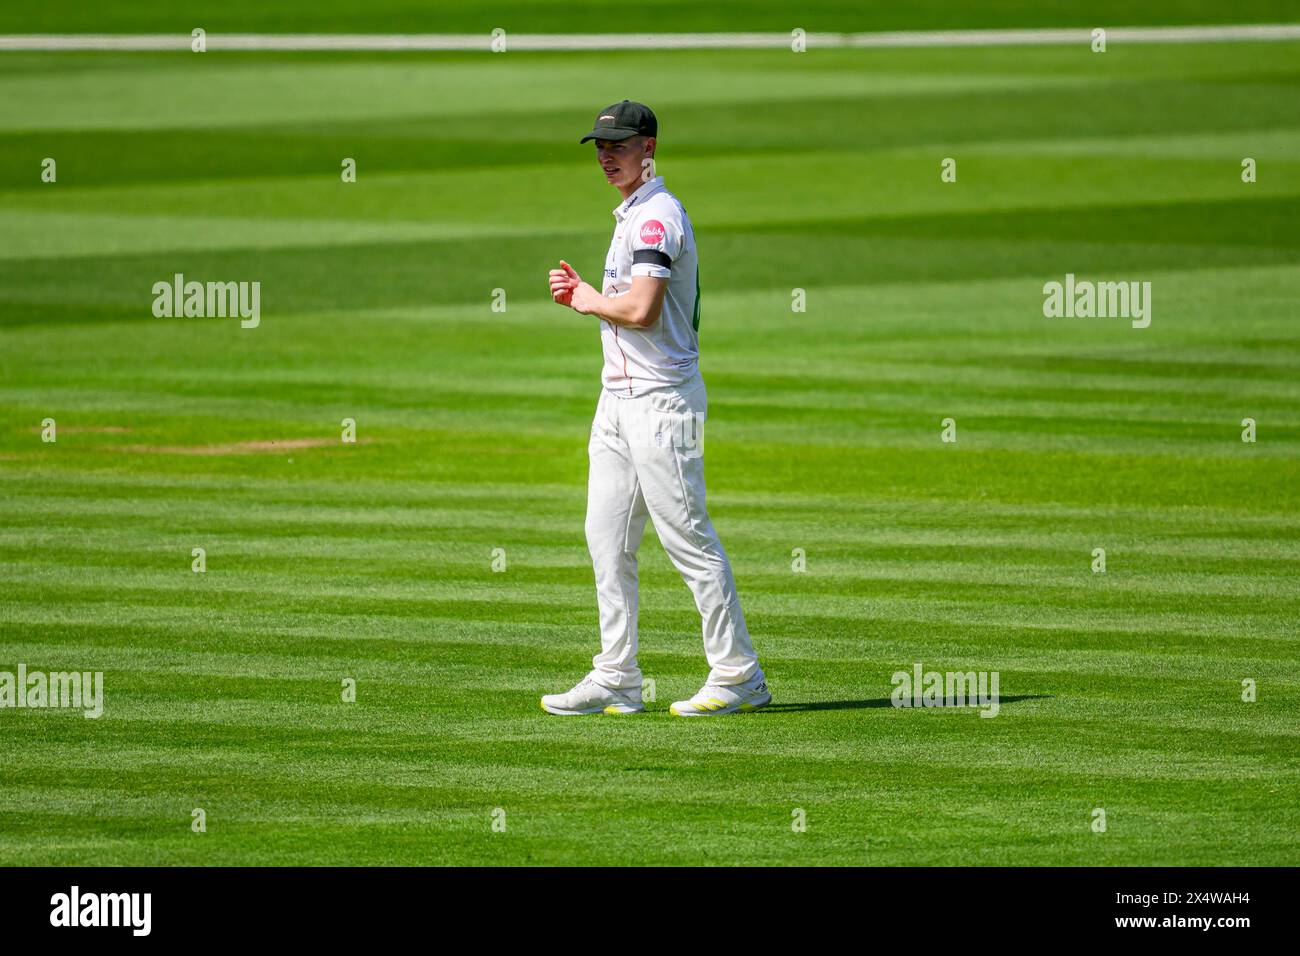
[670,692,772,717]
[539,699,643,716]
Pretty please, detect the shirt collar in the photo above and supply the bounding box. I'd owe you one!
[613,176,665,221]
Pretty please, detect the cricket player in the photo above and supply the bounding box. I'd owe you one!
[542,100,770,717]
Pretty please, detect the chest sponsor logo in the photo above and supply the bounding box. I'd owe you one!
[638,220,666,246]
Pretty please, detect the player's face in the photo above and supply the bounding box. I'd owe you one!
[596,136,653,191]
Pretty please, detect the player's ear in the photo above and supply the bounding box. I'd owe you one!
[644,136,656,157]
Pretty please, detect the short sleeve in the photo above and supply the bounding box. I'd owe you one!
[629,209,683,279]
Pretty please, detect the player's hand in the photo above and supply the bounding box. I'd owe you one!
[569,281,603,316]
[549,260,581,306]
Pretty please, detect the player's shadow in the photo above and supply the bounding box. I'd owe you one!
[763,694,1051,713]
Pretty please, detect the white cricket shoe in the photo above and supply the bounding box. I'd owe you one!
[670,674,771,717]
[540,676,644,715]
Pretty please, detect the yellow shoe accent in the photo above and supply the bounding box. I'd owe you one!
[539,699,547,713]
[669,704,680,716]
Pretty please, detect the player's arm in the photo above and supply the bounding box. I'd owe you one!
[574,275,666,329]
[549,261,667,329]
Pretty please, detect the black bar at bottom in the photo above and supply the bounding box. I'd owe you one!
[0,866,1280,940]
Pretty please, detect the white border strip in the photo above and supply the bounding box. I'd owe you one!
[1,25,1299,52]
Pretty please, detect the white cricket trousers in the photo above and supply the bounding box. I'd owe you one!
[585,372,762,689]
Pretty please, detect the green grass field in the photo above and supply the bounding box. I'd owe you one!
[2,11,1299,865]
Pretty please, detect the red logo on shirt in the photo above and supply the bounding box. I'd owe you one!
[639,220,666,246]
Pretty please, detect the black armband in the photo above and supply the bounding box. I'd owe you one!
[632,249,672,269]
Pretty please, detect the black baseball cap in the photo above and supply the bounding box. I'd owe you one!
[579,100,657,143]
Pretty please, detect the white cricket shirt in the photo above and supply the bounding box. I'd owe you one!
[598,176,700,397]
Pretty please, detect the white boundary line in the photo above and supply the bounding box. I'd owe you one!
[1,25,1299,51]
